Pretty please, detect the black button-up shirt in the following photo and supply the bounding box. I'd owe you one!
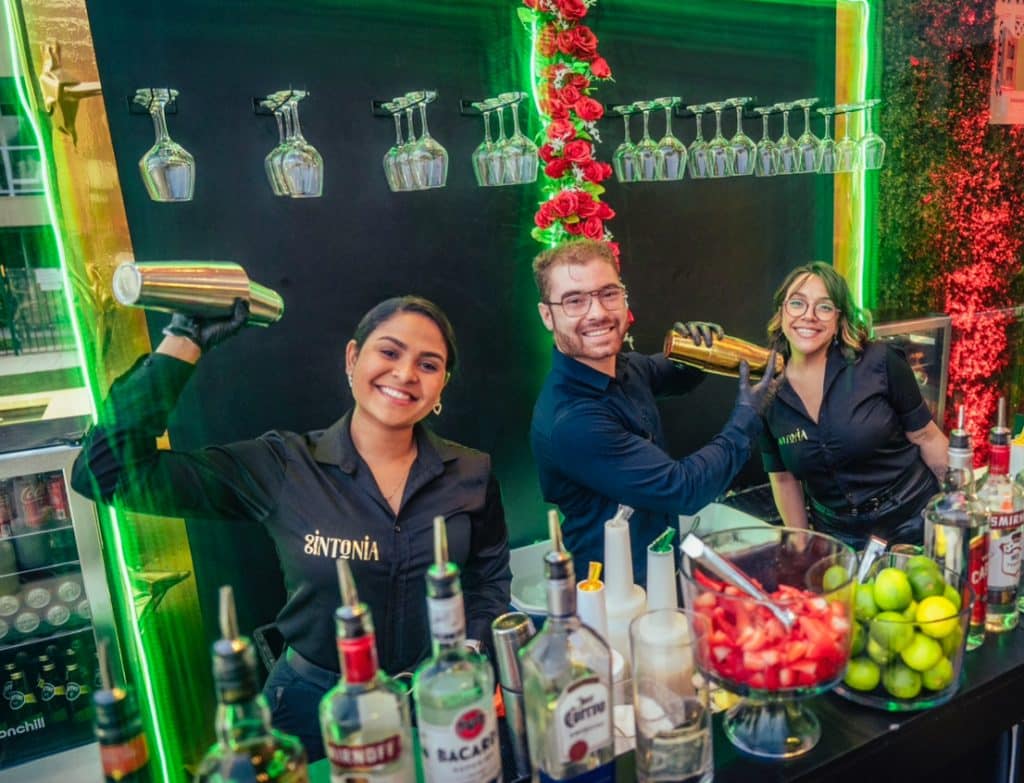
[71,354,511,674]
[760,342,936,534]
[531,347,763,584]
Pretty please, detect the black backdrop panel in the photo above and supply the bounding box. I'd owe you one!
[84,0,835,636]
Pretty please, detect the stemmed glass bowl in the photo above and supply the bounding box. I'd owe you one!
[135,88,194,202]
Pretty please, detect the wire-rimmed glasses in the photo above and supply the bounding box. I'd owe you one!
[753,106,778,177]
[653,97,687,181]
[774,101,799,175]
[859,98,885,170]
[135,88,194,202]
[726,97,756,176]
[794,97,822,174]
[404,90,447,189]
[633,100,659,182]
[612,104,638,183]
[546,284,627,317]
[706,100,734,178]
[817,106,837,175]
[687,104,711,180]
[834,104,861,173]
[498,91,539,185]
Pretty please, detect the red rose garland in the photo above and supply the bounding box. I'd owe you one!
[520,0,617,252]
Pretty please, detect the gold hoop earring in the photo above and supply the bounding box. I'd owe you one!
[433,401,443,416]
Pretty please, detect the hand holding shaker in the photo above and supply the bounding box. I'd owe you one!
[112,261,284,326]
[663,328,783,380]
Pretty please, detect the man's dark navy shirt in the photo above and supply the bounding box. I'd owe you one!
[530,347,763,585]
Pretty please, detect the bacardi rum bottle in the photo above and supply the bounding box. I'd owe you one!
[978,398,1024,633]
[520,511,614,783]
[413,517,501,783]
[925,405,988,650]
[195,586,309,782]
[92,639,152,783]
[319,559,415,783]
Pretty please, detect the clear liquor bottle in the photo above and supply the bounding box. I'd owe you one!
[319,559,415,783]
[924,405,988,650]
[196,586,309,783]
[413,517,502,783]
[520,511,615,783]
[978,398,1024,633]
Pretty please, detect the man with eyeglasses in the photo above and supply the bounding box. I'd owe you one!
[530,239,779,583]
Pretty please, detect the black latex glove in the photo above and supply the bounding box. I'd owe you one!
[736,348,782,416]
[672,320,725,347]
[161,298,250,353]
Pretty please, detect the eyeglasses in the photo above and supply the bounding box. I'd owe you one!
[545,285,627,318]
[784,297,838,321]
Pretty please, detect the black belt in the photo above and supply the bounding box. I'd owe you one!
[284,647,339,691]
[811,489,895,519]
[811,460,934,520]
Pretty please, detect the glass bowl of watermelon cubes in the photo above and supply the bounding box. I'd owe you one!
[680,526,858,759]
[833,551,974,712]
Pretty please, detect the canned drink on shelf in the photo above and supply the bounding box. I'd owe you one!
[0,617,9,643]
[56,576,83,604]
[46,473,70,522]
[24,584,52,610]
[0,540,18,594]
[0,592,20,618]
[45,603,71,629]
[75,598,91,623]
[12,475,50,530]
[14,609,40,636]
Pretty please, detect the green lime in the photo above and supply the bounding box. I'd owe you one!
[867,636,897,665]
[940,624,963,657]
[854,583,879,622]
[915,596,960,639]
[869,610,914,652]
[907,567,945,602]
[844,657,881,692]
[905,555,942,575]
[823,564,851,592]
[899,632,943,672]
[921,656,954,691]
[850,621,866,656]
[943,583,962,611]
[874,568,913,611]
[882,661,922,699]
[902,599,919,621]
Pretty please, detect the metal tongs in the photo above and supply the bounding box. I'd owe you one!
[681,533,796,631]
[856,535,888,584]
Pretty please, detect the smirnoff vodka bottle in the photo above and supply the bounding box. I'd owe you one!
[413,517,501,783]
[319,559,415,783]
[520,511,614,783]
[925,405,988,650]
[979,398,1024,633]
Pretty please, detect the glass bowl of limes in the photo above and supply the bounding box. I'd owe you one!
[833,551,974,711]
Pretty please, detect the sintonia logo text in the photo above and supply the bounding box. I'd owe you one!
[0,716,46,738]
[563,693,607,728]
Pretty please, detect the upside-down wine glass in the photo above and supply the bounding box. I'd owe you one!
[794,97,822,174]
[727,97,757,176]
[706,100,734,178]
[406,90,448,189]
[753,106,778,177]
[500,91,539,184]
[859,98,885,170]
[633,101,659,182]
[834,104,861,173]
[135,88,194,202]
[382,98,413,192]
[816,106,837,175]
[687,104,711,179]
[654,96,686,181]
[471,100,497,186]
[612,104,638,183]
[774,102,798,175]
[263,92,290,195]
[279,91,323,198]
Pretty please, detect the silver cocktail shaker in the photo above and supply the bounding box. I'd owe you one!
[492,611,536,779]
[112,261,284,326]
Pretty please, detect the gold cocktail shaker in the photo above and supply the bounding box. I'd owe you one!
[663,328,783,380]
[112,261,284,326]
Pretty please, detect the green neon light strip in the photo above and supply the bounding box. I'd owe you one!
[0,4,171,781]
[849,0,870,309]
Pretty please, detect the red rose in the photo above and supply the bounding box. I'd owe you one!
[534,205,556,229]
[550,190,580,218]
[545,158,573,179]
[607,241,621,261]
[564,220,585,236]
[546,119,576,141]
[558,84,582,106]
[544,98,570,120]
[538,143,557,163]
[596,200,615,220]
[563,139,592,163]
[581,160,610,182]
[522,0,539,8]
[575,97,604,122]
[556,0,587,21]
[567,73,591,91]
[582,216,605,240]
[575,193,600,218]
[537,24,559,57]
[590,56,612,79]
[569,26,599,60]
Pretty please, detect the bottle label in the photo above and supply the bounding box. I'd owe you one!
[418,698,501,783]
[427,594,466,646]
[988,516,1023,590]
[989,510,1024,531]
[326,735,411,783]
[553,676,611,766]
[969,533,989,626]
[539,761,615,783]
[101,734,150,779]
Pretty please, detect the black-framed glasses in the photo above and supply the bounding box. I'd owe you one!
[784,297,838,321]
[545,285,627,317]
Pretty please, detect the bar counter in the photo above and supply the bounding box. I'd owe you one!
[309,624,1024,782]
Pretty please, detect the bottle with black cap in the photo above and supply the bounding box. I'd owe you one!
[195,585,309,782]
[92,639,151,783]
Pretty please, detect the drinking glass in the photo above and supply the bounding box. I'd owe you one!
[817,106,837,175]
[794,97,822,174]
[686,104,711,180]
[753,106,778,177]
[263,92,291,195]
[653,97,686,181]
[705,100,734,178]
[135,88,194,202]
[630,610,712,783]
[405,90,448,189]
[774,102,798,175]
[633,100,659,182]
[612,104,638,183]
[726,97,756,176]
[499,91,538,184]
[278,91,323,198]
[834,104,861,173]
[859,98,885,170]
[382,98,409,192]
[471,100,497,186]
